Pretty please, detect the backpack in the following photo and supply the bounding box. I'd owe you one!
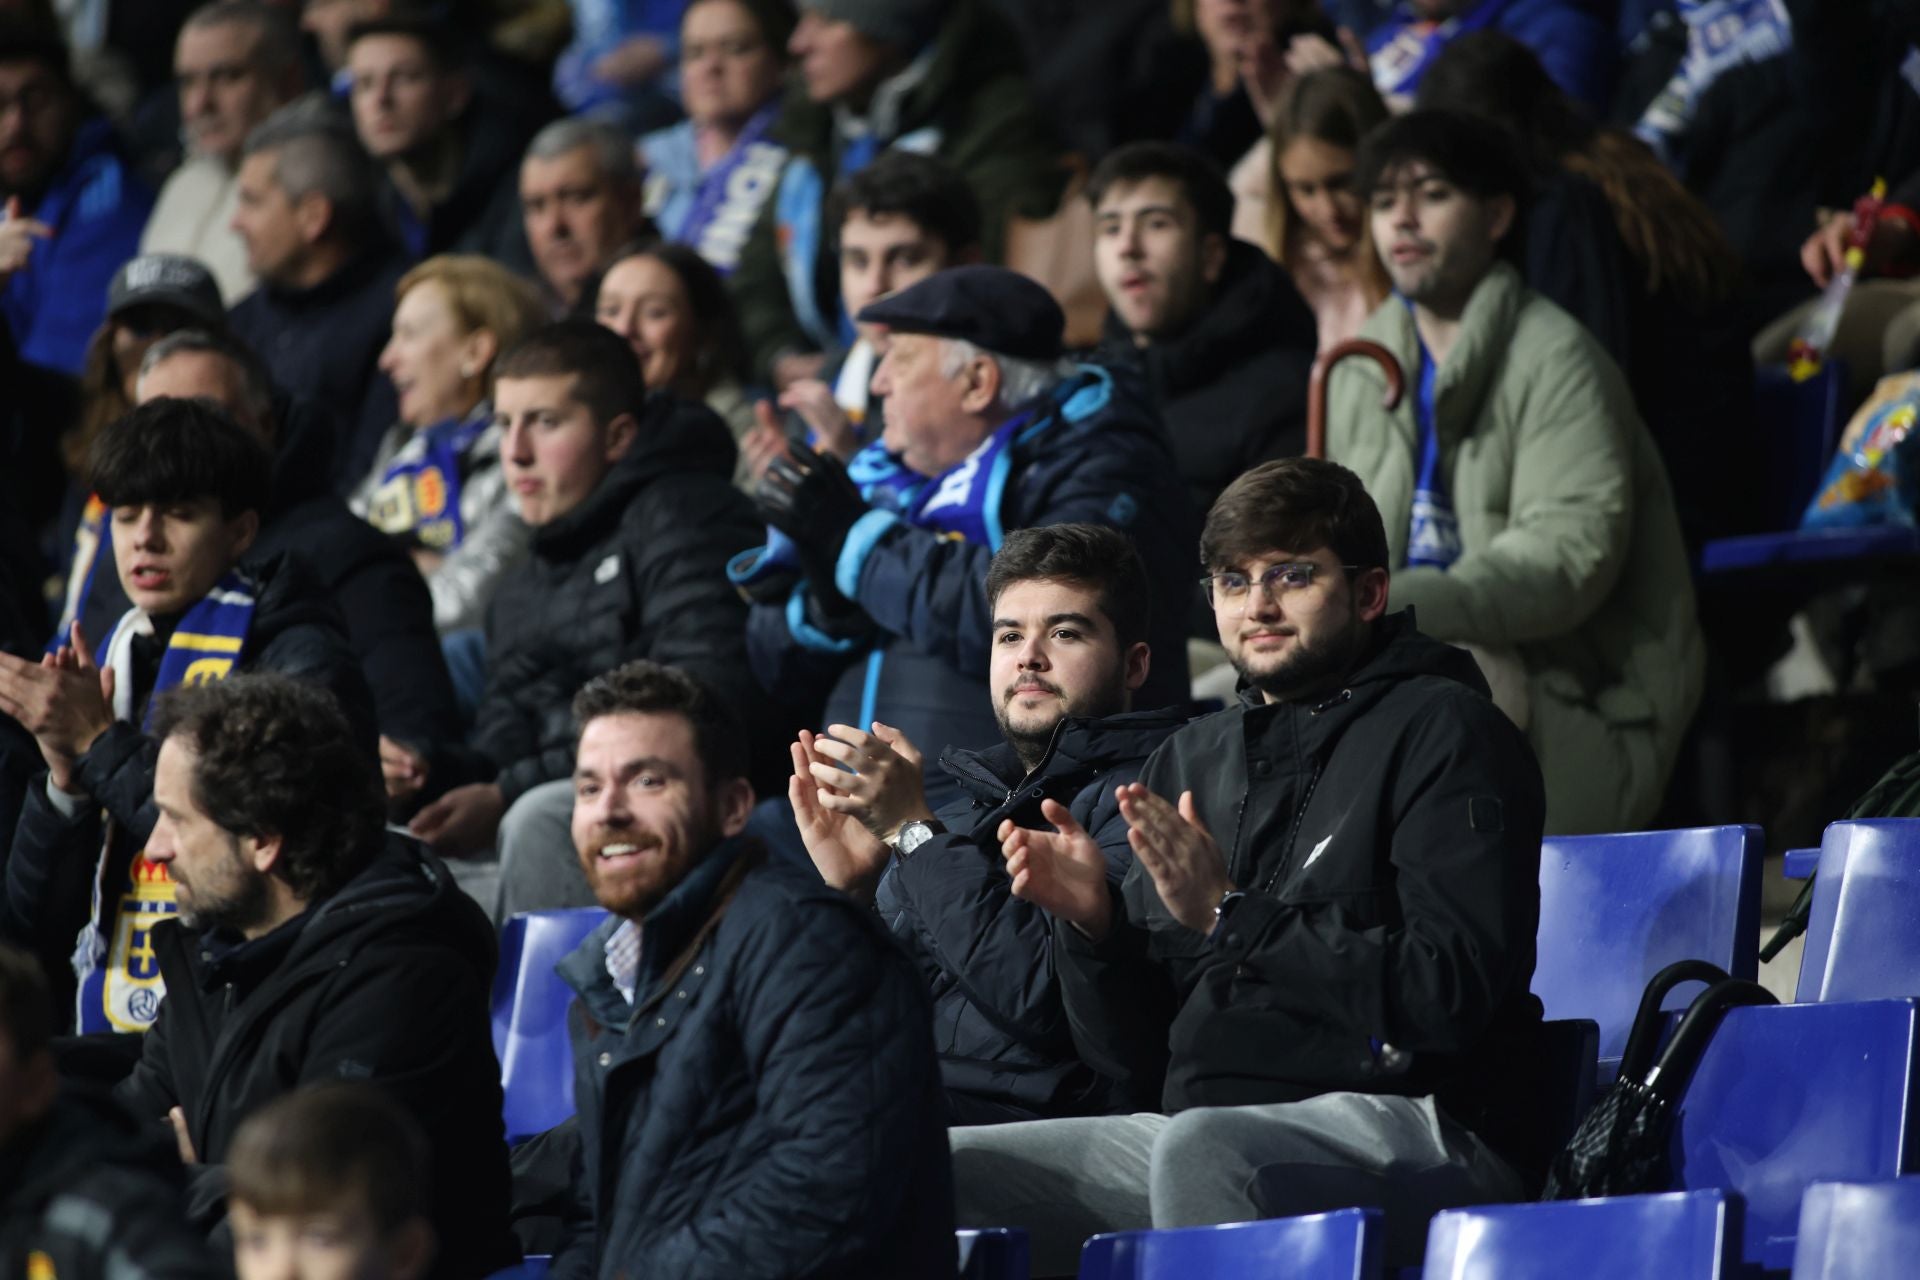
[1541,960,1777,1200]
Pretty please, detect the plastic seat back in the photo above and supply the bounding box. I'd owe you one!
[1422,1190,1737,1279]
[1796,820,1920,1002]
[1533,826,1762,1075]
[1079,1209,1383,1280]
[959,1228,1030,1280]
[492,907,608,1143]
[1666,999,1920,1270]
[1792,1178,1920,1278]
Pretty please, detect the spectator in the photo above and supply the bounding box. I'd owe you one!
[639,0,793,276]
[1091,141,1317,521]
[1231,66,1389,352]
[1365,0,1613,112]
[110,674,517,1278]
[1329,110,1703,833]
[594,240,757,483]
[952,457,1548,1272]
[227,97,406,494]
[0,19,155,376]
[551,0,689,132]
[794,524,1184,1123]
[745,266,1196,811]
[547,660,953,1274]
[0,942,224,1275]
[1172,0,1333,172]
[227,1085,435,1280]
[390,322,760,919]
[0,399,375,1032]
[140,3,309,304]
[518,117,649,315]
[127,330,468,811]
[343,15,534,263]
[731,0,1066,382]
[299,0,385,79]
[352,254,547,634]
[1417,31,1753,551]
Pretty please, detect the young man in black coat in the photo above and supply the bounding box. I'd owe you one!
[553,660,953,1278]
[793,523,1184,1125]
[1091,142,1318,521]
[110,674,517,1280]
[952,458,1548,1272]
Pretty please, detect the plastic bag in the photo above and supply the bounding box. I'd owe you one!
[1801,375,1920,529]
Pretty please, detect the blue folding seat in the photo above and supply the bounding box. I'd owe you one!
[1421,1189,1738,1279]
[1792,1178,1920,1278]
[1795,820,1920,1002]
[1079,1209,1383,1280]
[1533,826,1762,1076]
[959,1228,1031,1280]
[492,907,608,1144]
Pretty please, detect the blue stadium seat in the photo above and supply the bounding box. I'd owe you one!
[1421,1190,1738,1279]
[1663,999,1920,1270]
[493,907,608,1144]
[1533,826,1762,1076]
[1078,1209,1384,1280]
[1784,847,1820,880]
[1792,1178,1920,1278]
[959,1228,1031,1280]
[1796,820,1920,1002]
[485,1259,549,1279]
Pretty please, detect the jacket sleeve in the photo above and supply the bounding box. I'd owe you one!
[251,620,381,761]
[646,902,948,1277]
[329,547,464,756]
[1,774,103,978]
[115,984,184,1125]
[1386,332,1637,646]
[73,721,160,845]
[729,176,813,380]
[1210,696,1545,1055]
[1052,880,1178,1112]
[428,500,531,634]
[745,594,864,700]
[938,70,1068,262]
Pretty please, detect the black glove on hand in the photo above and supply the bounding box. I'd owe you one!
[755,442,870,616]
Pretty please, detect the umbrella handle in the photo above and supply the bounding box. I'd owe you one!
[1306,339,1406,460]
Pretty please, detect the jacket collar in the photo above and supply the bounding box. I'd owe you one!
[1361,260,1526,444]
[938,708,1191,804]
[261,244,403,310]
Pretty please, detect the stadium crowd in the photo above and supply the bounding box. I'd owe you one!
[0,0,1916,1274]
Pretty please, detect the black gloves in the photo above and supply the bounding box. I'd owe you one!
[755,442,870,618]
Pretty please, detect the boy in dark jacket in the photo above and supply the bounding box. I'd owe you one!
[0,399,374,1034]
[952,458,1547,1272]
[114,675,518,1280]
[554,660,953,1278]
[793,524,1182,1123]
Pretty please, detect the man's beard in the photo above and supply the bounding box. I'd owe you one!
[177,845,273,935]
[1234,610,1369,704]
[577,812,719,919]
[993,668,1128,770]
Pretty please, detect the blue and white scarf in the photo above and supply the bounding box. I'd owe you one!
[1368,0,1513,100]
[681,104,786,276]
[366,408,493,550]
[1633,0,1793,165]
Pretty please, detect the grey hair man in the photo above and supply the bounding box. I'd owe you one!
[519,117,648,312]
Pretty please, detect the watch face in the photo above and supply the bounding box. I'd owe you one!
[897,822,934,855]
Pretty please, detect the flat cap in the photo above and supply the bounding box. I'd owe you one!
[107,255,226,332]
[856,265,1064,362]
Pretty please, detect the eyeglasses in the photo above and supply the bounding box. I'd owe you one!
[1201,562,1358,610]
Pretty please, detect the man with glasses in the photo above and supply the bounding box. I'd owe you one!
[950,456,1550,1273]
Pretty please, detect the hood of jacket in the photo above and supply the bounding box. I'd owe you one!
[938,706,1192,805]
[531,393,740,564]
[233,550,351,654]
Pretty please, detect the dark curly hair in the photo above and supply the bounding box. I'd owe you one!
[1201,456,1389,574]
[151,674,385,902]
[571,660,747,786]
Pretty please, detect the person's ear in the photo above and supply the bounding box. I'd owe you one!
[960,355,999,414]
[1200,230,1228,286]
[244,830,284,875]
[603,411,639,464]
[716,776,755,837]
[1355,565,1392,621]
[229,509,261,560]
[385,1216,437,1280]
[1487,193,1516,247]
[460,328,498,384]
[1122,641,1151,695]
[293,191,334,246]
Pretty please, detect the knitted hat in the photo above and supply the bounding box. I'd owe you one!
[797,0,950,53]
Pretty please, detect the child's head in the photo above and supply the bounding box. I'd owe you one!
[227,1083,435,1280]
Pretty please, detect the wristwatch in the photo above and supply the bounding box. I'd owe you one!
[890,819,945,857]
[1209,889,1247,940]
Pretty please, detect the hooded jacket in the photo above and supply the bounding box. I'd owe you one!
[1058,613,1548,1171]
[115,835,519,1280]
[1097,240,1318,519]
[552,839,954,1279]
[470,395,762,805]
[876,708,1187,1121]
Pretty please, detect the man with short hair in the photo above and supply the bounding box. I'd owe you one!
[227,97,406,492]
[745,265,1196,810]
[951,457,1549,1272]
[1328,110,1703,834]
[0,20,155,375]
[550,660,953,1275]
[1091,141,1317,519]
[141,2,309,303]
[794,523,1183,1124]
[343,16,533,263]
[110,674,517,1278]
[518,117,649,314]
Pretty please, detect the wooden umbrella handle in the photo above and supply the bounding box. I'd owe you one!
[1306,339,1406,460]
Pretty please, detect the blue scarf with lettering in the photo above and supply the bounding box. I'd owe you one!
[366,408,492,550]
[1368,0,1512,99]
[681,104,785,275]
[1633,0,1793,165]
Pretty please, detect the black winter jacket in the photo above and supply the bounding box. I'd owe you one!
[553,840,954,1279]
[1058,612,1548,1167]
[0,552,375,1023]
[876,708,1186,1122]
[0,1086,223,1278]
[469,395,761,805]
[115,836,519,1280]
[1097,240,1317,519]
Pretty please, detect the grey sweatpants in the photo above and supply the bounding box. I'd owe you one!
[492,778,598,924]
[950,1092,1524,1275]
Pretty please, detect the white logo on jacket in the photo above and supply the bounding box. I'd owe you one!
[1302,835,1333,870]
